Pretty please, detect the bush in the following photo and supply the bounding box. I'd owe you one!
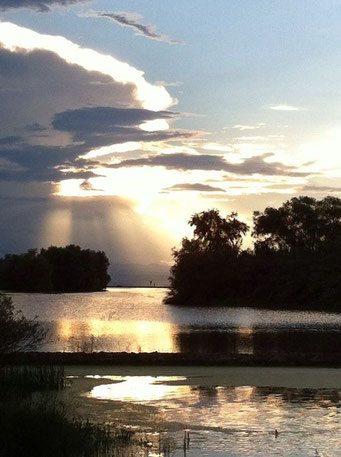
[0,294,47,353]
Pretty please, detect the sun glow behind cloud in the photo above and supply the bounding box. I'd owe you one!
[0,21,174,111]
[82,142,141,160]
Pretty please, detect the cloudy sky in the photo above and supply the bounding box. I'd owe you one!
[1,0,341,267]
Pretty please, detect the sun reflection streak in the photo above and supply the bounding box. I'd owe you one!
[88,376,189,402]
[56,319,177,353]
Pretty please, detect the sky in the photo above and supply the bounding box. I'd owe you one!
[1,0,341,268]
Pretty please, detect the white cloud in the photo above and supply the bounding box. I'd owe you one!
[82,142,141,160]
[232,124,264,131]
[0,22,174,111]
[202,142,232,152]
[270,105,300,111]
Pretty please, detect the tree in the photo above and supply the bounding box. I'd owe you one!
[0,245,111,292]
[189,209,249,253]
[166,210,249,304]
[0,294,47,353]
[253,196,341,253]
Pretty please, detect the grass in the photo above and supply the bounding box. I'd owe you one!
[0,365,165,457]
[0,399,135,457]
[0,365,65,399]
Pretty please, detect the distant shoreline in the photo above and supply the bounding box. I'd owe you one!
[1,286,169,294]
[3,351,341,367]
[109,285,168,289]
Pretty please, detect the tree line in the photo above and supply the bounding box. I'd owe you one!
[0,245,111,292]
[166,196,341,310]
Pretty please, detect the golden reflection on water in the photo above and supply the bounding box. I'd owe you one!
[57,319,176,352]
[85,377,289,432]
[236,326,254,355]
[88,376,188,402]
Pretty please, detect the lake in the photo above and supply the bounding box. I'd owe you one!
[8,288,341,456]
[64,365,341,457]
[7,287,341,354]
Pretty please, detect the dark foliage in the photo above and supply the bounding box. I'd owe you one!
[0,245,111,292]
[0,366,65,398]
[0,399,133,457]
[0,365,134,457]
[166,196,341,310]
[0,294,47,353]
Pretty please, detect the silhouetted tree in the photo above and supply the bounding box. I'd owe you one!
[166,197,341,309]
[253,196,341,253]
[189,209,249,253]
[0,294,47,353]
[166,210,249,304]
[0,245,111,292]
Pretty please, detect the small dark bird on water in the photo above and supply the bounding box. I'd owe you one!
[274,429,279,439]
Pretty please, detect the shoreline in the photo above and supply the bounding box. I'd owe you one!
[2,351,341,367]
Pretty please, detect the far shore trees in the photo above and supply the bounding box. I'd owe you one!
[0,245,111,292]
[166,196,341,310]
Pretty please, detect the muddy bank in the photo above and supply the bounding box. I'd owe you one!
[2,351,341,367]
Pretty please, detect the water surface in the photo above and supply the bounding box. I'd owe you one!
[64,366,341,457]
[8,287,341,353]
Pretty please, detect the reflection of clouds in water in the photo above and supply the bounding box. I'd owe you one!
[83,375,341,457]
[88,376,188,402]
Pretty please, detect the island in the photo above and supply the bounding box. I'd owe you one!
[0,245,111,292]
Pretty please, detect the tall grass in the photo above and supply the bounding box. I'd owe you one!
[0,365,65,398]
[0,400,136,457]
[0,365,157,457]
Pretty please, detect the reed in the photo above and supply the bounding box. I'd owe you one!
[0,365,65,398]
[0,400,136,457]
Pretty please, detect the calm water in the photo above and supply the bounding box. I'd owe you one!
[64,366,341,457]
[8,287,341,353]
[10,289,341,455]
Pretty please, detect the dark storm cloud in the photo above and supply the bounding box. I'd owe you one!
[0,45,194,184]
[53,106,176,132]
[87,11,182,45]
[25,123,48,132]
[0,46,142,182]
[163,183,226,193]
[0,142,98,182]
[52,106,193,149]
[110,153,310,177]
[0,0,86,12]
[0,46,136,139]
[0,136,22,145]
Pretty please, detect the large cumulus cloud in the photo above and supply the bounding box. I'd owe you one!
[0,45,191,182]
